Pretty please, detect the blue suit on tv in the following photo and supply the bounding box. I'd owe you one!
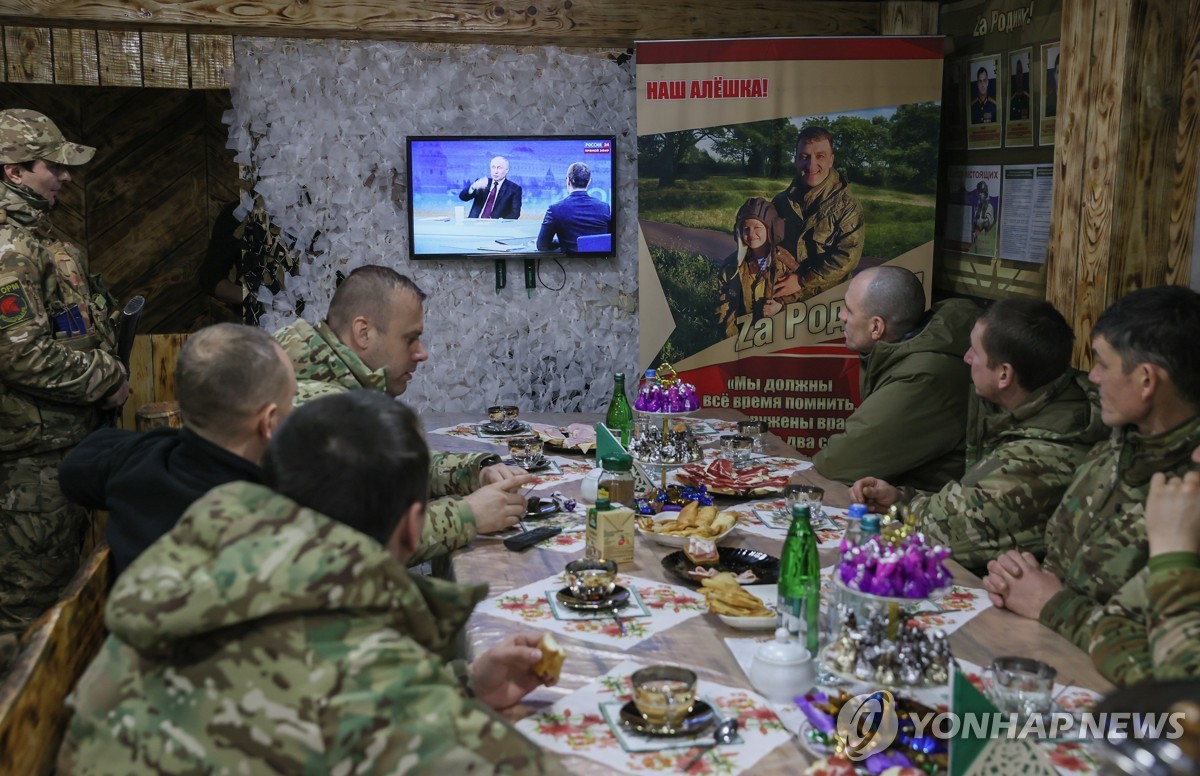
[536,190,612,253]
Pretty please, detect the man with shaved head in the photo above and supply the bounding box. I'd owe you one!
[60,323,298,574]
[275,265,532,564]
[813,265,980,491]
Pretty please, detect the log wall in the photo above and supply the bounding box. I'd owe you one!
[0,2,882,48]
[1047,0,1200,366]
[0,84,239,333]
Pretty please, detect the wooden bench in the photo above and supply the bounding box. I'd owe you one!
[0,545,111,776]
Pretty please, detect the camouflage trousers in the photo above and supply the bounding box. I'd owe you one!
[0,448,88,673]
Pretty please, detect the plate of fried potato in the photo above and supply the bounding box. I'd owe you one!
[635,501,738,547]
[699,576,777,630]
[661,547,780,587]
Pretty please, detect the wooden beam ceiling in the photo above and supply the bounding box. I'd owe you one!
[0,1,883,48]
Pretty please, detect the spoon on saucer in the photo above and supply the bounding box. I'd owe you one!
[681,716,739,772]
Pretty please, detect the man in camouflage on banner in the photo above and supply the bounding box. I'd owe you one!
[1090,453,1200,686]
[0,109,130,672]
[275,265,531,563]
[849,298,1107,574]
[769,125,865,302]
[984,286,1200,650]
[59,392,567,774]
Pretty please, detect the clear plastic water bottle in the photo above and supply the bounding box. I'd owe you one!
[843,502,867,547]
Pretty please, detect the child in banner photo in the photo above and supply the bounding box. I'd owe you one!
[714,197,801,339]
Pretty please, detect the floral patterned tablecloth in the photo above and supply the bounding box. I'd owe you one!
[721,638,1103,776]
[724,499,851,548]
[475,573,708,648]
[816,566,993,636]
[515,659,794,775]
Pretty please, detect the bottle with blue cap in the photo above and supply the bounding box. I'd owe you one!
[843,502,868,547]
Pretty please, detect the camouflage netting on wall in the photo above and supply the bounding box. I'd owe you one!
[225,39,638,412]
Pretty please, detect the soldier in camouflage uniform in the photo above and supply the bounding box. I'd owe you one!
[850,298,1106,573]
[0,109,130,671]
[1090,462,1200,685]
[770,126,865,300]
[983,286,1200,650]
[275,265,531,563]
[58,392,567,774]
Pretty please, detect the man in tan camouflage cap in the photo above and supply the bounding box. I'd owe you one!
[0,109,130,675]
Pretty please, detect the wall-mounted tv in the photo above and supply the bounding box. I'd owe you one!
[407,135,616,260]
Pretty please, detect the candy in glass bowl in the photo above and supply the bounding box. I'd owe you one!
[633,362,700,413]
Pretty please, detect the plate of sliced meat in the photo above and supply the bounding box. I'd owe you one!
[529,422,596,453]
[675,458,791,496]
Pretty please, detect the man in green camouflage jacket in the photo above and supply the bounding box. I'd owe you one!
[813,265,980,491]
[1090,460,1200,686]
[275,265,531,563]
[984,286,1200,650]
[0,109,130,671]
[850,298,1106,573]
[59,392,567,774]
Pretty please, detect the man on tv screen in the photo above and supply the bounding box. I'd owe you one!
[459,156,522,219]
[536,162,612,253]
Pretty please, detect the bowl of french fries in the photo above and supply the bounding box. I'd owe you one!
[635,501,738,548]
[699,574,777,630]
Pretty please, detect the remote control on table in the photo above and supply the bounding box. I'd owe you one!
[503,526,562,551]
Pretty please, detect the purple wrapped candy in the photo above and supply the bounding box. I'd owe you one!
[837,531,952,599]
[634,382,664,412]
[678,381,700,410]
[794,693,836,736]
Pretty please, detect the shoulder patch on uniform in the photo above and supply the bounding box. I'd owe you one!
[0,276,34,330]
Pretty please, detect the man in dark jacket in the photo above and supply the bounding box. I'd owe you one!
[813,265,979,491]
[459,156,522,219]
[59,323,297,573]
[536,162,611,253]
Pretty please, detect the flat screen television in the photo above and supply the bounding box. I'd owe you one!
[406,135,616,260]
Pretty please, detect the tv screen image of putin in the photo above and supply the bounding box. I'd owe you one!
[459,156,522,220]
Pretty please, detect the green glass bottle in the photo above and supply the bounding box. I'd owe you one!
[605,372,633,448]
[778,503,821,654]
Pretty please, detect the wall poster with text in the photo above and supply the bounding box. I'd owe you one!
[967,54,1002,150]
[636,37,943,455]
[1005,48,1034,148]
[944,165,1001,259]
[1040,42,1060,146]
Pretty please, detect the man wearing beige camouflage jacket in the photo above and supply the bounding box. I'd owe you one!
[275,265,532,564]
[0,109,130,673]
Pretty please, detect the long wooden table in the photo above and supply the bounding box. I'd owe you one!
[426,410,1113,773]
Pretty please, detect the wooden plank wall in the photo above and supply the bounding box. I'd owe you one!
[0,546,111,776]
[120,333,189,429]
[0,2,882,47]
[0,84,239,333]
[0,26,231,88]
[1046,0,1200,366]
